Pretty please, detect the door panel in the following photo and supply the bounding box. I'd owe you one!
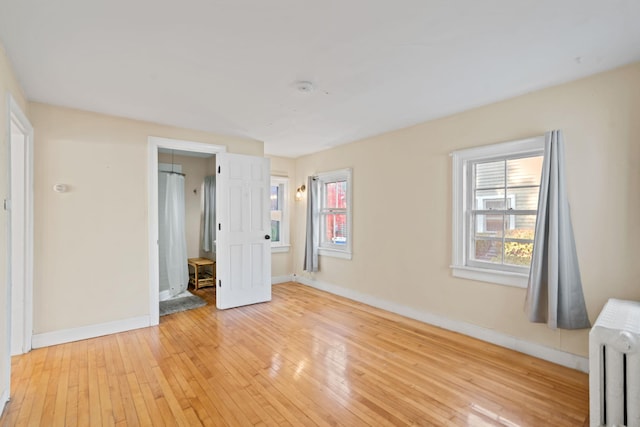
[216,153,271,309]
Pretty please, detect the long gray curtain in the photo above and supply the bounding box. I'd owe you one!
[202,175,216,252]
[303,176,319,272]
[525,130,590,329]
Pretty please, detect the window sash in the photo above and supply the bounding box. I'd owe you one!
[270,177,289,249]
[451,136,544,287]
[316,169,352,257]
[465,146,543,275]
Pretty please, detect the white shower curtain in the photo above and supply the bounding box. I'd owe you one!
[160,173,189,297]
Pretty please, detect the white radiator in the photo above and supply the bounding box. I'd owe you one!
[590,298,640,427]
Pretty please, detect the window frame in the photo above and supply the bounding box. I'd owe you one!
[317,168,353,260]
[270,176,290,253]
[451,136,544,288]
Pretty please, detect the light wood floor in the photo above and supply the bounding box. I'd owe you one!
[1,282,588,426]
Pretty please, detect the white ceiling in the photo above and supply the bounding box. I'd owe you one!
[1,1,639,158]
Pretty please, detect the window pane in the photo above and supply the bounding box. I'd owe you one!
[504,215,536,238]
[504,242,533,266]
[271,220,280,242]
[270,185,280,211]
[475,161,505,189]
[507,187,539,210]
[504,215,535,266]
[326,181,347,209]
[474,189,505,210]
[474,214,504,237]
[507,156,543,187]
[323,213,347,245]
[473,239,503,263]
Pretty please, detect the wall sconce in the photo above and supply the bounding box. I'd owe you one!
[295,184,306,201]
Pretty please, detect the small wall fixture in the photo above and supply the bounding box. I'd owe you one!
[295,184,306,201]
[52,184,68,193]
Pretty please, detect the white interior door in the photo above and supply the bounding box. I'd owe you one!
[215,153,271,309]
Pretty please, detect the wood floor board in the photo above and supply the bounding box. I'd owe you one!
[1,282,588,426]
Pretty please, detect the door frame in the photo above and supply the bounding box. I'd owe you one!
[147,137,226,325]
[3,95,34,409]
[6,94,34,355]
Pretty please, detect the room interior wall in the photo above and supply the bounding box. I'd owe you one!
[30,102,263,335]
[293,62,640,358]
[268,155,296,279]
[0,43,29,409]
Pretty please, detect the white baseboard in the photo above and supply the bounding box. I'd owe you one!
[295,276,589,373]
[32,315,151,349]
[272,274,294,285]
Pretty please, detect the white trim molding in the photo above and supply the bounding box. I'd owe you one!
[272,275,294,285]
[32,316,151,349]
[294,275,588,372]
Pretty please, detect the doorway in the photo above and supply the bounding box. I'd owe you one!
[148,137,273,323]
[7,96,34,357]
[147,137,226,325]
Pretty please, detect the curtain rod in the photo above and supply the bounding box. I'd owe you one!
[160,171,186,177]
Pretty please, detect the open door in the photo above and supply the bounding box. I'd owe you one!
[215,153,271,309]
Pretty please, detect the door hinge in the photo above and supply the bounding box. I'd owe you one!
[218,223,221,231]
[218,279,222,288]
[217,166,221,174]
[3,199,10,211]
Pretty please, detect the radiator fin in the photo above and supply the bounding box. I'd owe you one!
[590,298,640,427]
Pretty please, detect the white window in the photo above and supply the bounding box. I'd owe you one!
[317,168,352,259]
[270,177,290,253]
[451,137,544,287]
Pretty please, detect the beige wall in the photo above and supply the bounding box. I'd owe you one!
[268,155,296,278]
[293,62,640,358]
[158,153,215,261]
[0,44,28,407]
[30,102,262,334]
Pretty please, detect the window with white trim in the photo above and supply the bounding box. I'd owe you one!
[317,168,352,259]
[270,177,290,252]
[451,137,544,287]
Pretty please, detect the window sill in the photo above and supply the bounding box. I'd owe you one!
[451,265,528,288]
[271,245,290,253]
[318,247,352,260]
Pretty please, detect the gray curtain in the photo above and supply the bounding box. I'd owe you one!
[303,176,319,272]
[525,130,590,329]
[202,175,216,252]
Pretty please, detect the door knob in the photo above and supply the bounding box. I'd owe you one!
[265,235,271,240]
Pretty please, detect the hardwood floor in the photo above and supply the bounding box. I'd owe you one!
[1,282,588,426]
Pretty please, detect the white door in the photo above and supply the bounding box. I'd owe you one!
[215,153,271,309]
